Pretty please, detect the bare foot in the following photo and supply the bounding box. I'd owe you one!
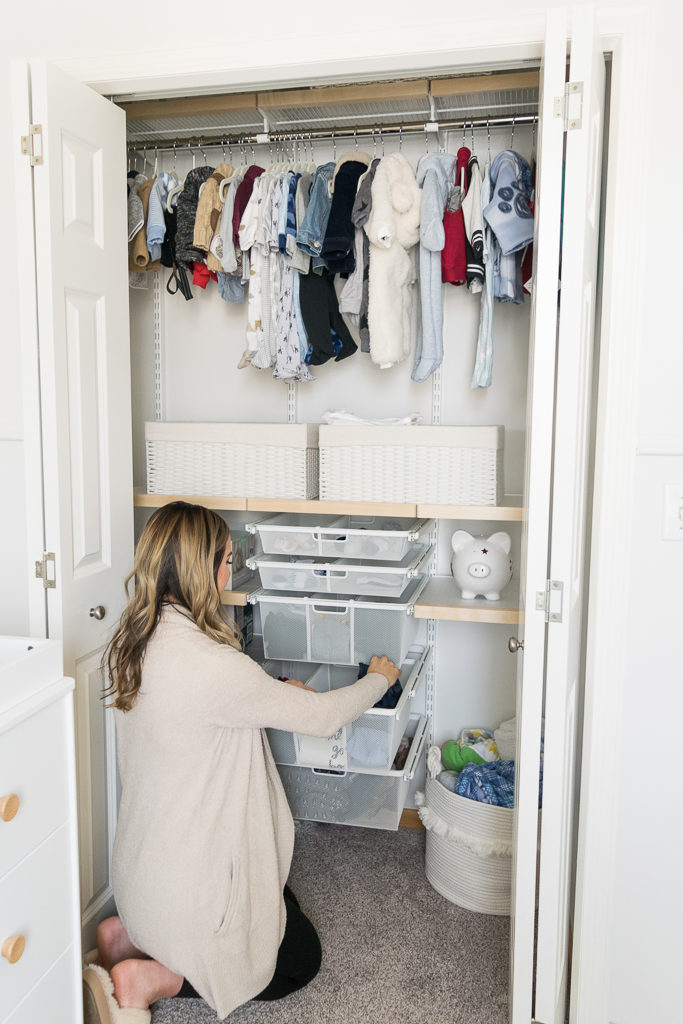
[111,958,184,1010]
[97,916,148,972]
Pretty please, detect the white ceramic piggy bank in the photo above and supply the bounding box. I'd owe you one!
[450,531,513,601]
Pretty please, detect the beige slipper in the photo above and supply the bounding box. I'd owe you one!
[83,963,151,1024]
[83,947,100,966]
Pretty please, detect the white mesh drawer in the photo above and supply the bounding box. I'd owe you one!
[247,514,433,561]
[256,578,427,666]
[276,715,429,830]
[248,545,431,598]
[264,646,431,771]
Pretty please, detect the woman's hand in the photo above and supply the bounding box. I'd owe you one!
[282,678,316,693]
[367,656,401,689]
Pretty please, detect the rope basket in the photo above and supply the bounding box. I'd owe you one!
[416,776,514,915]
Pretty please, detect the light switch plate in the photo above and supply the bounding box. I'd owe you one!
[663,484,683,540]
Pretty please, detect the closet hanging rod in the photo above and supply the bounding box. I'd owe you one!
[126,113,537,153]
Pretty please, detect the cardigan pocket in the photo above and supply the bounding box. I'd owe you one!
[215,856,241,935]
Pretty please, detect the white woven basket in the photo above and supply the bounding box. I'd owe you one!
[416,776,513,915]
[318,425,503,505]
[145,422,319,499]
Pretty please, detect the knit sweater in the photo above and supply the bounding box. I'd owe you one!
[112,604,387,1020]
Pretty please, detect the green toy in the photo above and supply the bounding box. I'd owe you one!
[441,740,487,772]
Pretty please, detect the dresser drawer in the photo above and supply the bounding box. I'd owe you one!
[0,697,71,880]
[0,823,74,1018]
[3,946,79,1024]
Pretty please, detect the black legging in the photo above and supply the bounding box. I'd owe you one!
[176,886,322,1002]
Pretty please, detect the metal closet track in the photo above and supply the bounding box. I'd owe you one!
[126,112,537,154]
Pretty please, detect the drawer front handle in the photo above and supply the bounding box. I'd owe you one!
[2,935,26,964]
[0,794,19,822]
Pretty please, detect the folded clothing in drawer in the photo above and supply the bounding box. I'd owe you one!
[264,646,431,771]
[276,715,429,831]
[247,514,433,561]
[255,577,427,666]
[248,545,432,598]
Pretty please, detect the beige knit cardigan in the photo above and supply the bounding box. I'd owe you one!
[112,604,387,1019]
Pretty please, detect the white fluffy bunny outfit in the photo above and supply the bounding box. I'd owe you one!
[363,153,421,368]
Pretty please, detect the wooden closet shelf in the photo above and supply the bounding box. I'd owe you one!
[220,578,260,607]
[413,577,521,624]
[134,493,524,521]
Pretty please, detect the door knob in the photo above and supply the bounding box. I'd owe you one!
[0,794,19,822]
[89,606,106,620]
[2,935,26,964]
[508,636,524,653]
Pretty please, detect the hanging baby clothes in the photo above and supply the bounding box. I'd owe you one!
[238,174,269,368]
[147,171,178,262]
[350,157,380,353]
[411,152,456,383]
[322,155,371,274]
[471,160,495,388]
[300,269,357,365]
[296,162,335,272]
[128,172,145,241]
[442,146,470,286]
[290,173,314,272]
[129,177,162,272]
[364,153,421,369]
[520,161,536,294]
[232,165,265,249]
[270,172,313,383]
[483,149,534,303]
[175,166,215,266]
[210,171,243,273]
[462,153,484,292]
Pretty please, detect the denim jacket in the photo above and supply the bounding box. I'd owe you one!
[296,162,335,271]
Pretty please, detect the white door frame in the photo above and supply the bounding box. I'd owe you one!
[46,6,648,1019]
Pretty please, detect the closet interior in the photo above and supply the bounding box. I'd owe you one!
[124,65,543,1007]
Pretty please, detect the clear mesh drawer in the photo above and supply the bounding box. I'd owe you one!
[276,715,429,830]
[247,514,433,561]
[256,577,427,666]
[264,646,431,770]
[248,545,431,598]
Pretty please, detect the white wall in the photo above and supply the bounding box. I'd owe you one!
[2,2,681,1020]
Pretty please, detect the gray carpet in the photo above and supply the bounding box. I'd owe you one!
[151,821,509,1023]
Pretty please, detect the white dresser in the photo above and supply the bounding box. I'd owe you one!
[0,637,82,1023]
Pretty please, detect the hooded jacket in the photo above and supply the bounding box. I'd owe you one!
[175,166,215,266]
[364,153,421,368]
[411,153,456,382]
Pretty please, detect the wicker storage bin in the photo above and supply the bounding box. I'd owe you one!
[318,425,503,505]
[145,422,319,499]
[416,775,514,915]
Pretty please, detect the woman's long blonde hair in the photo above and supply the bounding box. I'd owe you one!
[103,501,242,711]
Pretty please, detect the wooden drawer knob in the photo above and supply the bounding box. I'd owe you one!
[0,794,19,822]
[2,935,26,964]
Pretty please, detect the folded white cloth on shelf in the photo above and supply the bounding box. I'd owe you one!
[321,409,423,426]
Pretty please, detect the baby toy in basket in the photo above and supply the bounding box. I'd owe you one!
[450,530,513,600]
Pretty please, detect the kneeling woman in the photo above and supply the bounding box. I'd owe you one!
[83,501,399,1023]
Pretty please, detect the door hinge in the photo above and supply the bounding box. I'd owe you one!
[35,551,56,589]
[535,579,564,623]
[554,81,584,131]
[20,124,43,166]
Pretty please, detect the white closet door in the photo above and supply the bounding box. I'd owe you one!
[14,61,133,939]
[509,9,568,1024]
[534,8,606,1024]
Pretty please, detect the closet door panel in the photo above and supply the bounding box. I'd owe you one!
[26,60,132,935]
[509,9,568,1024]
[535,9,606,1024]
